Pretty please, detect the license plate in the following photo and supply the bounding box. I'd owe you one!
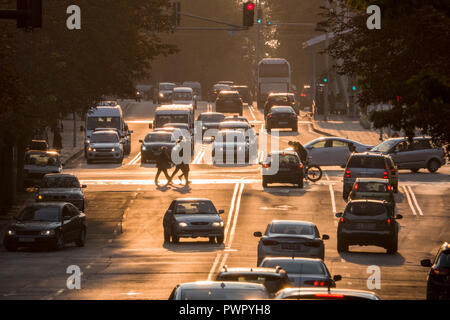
[355,223,376,230]
[279,122,288,125]
[281,243,302,250]
[19,238,35,243]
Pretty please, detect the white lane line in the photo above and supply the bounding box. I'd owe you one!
[217,253,230,274]
[127,152,141,166]
[132,154,142,165]
[407,185,423,216]
[402,185,417,216]
[325,172,330,181]
[223,183,240,244]
[207,253,223,281]
[329,184,336,214]
[248,106,257,121]
[226,181,245,249]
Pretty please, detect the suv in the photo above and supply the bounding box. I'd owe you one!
[336,200,403,254]
[261,151,304,188]
[232,85,252,104]
[86,130,124,164]
[343,152,398,199]
[421,242,450,300]
[371,137,446,173]
[215,90,243,116]
[264,92,299,116]
[348,178,396,213]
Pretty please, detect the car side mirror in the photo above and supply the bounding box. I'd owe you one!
[218,209,224,214]
[139,139,143,143]
[335,212,343,218]
[395,214,403,220]
[256,132,259,136]
[129,130,134,134]
[253,231,262,238]
[333,275,342,282]
[251,124,255,128]
[81,184,87,188]
[420,259,432,267]
[322,234,330,240]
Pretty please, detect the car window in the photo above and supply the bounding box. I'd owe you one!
[278,155,300,168]
[67,205,79,217]
[144,133,173,143]
[436,251,450,268]
[311,141,327,149]
[356,182,389,193]
[371,139,399,153]
[261,260,326,275]
[19,206,60,222]
[41,176,80,188]
[86,116,121,131]
[173,92,192,100]
[174,201,217,214]
[345,202,388,216]
[411,139,432,150]
[332,140,349,148]
[270,223,315,236]
[180,288,269,300]
[217,274,287,294]
[347,156,386,169]
[90,133,119,143]
[198,114,225,122]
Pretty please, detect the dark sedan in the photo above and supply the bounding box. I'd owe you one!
[139,132,176,163]
[3,202,87,251]
[163,198,225,244]
[215,90,243,116]
[254,220,329,265]
[261,151,304,188]
[264,92,299,116]
[36,174,87,211]
[421,242,450,300]
[265,106,298,132]
[259,257,340,288]
[197,112,226,139]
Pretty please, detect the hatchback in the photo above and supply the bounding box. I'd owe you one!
[348,178,395,213]
[421,242,450,300]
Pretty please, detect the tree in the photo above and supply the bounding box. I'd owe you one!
[319,0,450,147]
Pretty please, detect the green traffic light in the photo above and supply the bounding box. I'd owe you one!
[352,85,357,91]
[323,78,328,83]
[257,18,262,24]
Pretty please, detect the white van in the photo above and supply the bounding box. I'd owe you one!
[150,105,194,135]
[85,105,133,156]
[172,87,197,110]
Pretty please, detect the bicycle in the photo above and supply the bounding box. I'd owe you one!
[303,156,322,182]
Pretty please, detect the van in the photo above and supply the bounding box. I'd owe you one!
[149,105,194,135]
[182,81,202,100]
[85,105,133,157]
[172,87,197,110]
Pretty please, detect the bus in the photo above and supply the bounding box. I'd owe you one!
[256,58,291,109]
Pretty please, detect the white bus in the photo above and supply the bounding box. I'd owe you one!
[256,58,291,109]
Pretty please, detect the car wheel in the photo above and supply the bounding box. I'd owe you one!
[209,236,216,244]
[4,241,17,252]
[426,284,436,300]
[267,128,271,133]
[297,179,303,188]
[172,235,179,244]
[75,227,86,247]
[262,180,268,188]
[337,237,348,253]
[427,159,440,173]
[54,233,65,251]
[216,235,224,244]
[164,230,171,243]
[117,157,123,164]
[386,233,398,254]
[393,183,399,193]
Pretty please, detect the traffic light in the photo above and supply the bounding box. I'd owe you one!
[243,2,255,27]
[17,0,42,29]
[256,8,262,24]
[352,85,357,91]
[323,77,328,83]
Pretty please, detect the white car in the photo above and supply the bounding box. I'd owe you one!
[172,87,197,109]
[304,137,373,167]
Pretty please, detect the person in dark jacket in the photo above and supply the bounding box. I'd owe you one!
[168,142,191,185]
[155,146,172,186]
[288,141,308,164]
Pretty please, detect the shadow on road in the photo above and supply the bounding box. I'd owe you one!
[339,250,406,266]
[163,240,224,253]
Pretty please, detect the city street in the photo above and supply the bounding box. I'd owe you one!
[0,101,448,300]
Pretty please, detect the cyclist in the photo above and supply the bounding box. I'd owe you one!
[288,141,308,165]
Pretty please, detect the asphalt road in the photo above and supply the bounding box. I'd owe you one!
[0,101,449,300]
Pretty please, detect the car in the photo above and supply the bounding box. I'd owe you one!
[212,130,251,165]
[171,87,197,110]
[155,82,176,104]
[23,150,63,188]
[304,137,373,167]
[215,90,243,116]
[85,130,124,164]
[162,198,225,244]
[421,242,450,300]
[157,123,193,152]
[299,85,313,110]
[36,174,87,211]
[231,85,252,104]
[223,115,249,123]
[259,257,340,288]
[197,112,226,139]
[3,202,87,251]
[264,92,299,116]
[218,120,258,152]
[215,266,291,297]
[275,287,380,300]
[348,178,396,213]
[371,136,446,173]
[343,152,398,199]
[254,220,329,265]
[27,140,48,151]
[265,106,298,132]
[139,132,177,164]
[261,151,304,188]
[209,83,231,102]
[182,81,202,100]
[168,281,270,300]
[217,81,234,86]
[335,200,403,254]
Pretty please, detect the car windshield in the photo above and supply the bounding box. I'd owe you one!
[347,156,386,169]
[356,182,389,193]
[90,133,119,143]
[437,252,450,268]
[261,260,326,275]
[198,114,225,122]
[180,288,268,300]
[271,107,294,113]
[224,117,248,123]
[41,176,80,188]
[145,133,173,143]
[266,154,299,168]
[346,202,387,216]
[160,83,176,90]
[25,153,60,166]
[18,206,60,222]
[217,274,284,293]
[270,96,290,104]
[217,132,246,143]
[86,116,120,131]
[371,140,399,153]
[173,92,192,100]
[173,201,217,214]
[270,223,315,236]
[156,115,188,127]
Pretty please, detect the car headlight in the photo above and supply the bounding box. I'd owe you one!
[40,230,55,236]
[7,230,16,236]
[111,148,116,152]
[159,93,164,97]
[212,222,224,227]
[88,147,96,152]
[178,222,188,227]
[142,146,147,151]
[202,126,207,130]
[238,146,243,151]
[37,194,44,200]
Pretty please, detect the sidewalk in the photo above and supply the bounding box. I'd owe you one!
[309,114,389,147]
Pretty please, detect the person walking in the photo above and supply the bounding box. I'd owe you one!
[155,146,172,186]
[168,142,191,186]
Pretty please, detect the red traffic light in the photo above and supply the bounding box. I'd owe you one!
[247,3,255,10]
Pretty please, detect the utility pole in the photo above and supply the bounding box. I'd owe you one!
[323,0,330,122]
[254,0,261,102]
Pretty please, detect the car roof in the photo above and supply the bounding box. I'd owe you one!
[439,242,449,251]
[173,87,193,92]
[347,199,387,204]
[354,178,390,183]
[350,152,387,158]
[218,267,287,277]
[270,220,315,227]
[200,112,224,116]
[177,281,266,290]
[269,92,294,96]
[163,123,189,127]
[232,85,249,88]
[174,198,212,202]
[92,130,118,136]
[269,150,298,156]
[262,257,324,263]
[155,105,192,113]
[219,121,249,127]
[147,131,172,136]
[219,90,239,94]
[43,173,78,179]
[278,287,380,299]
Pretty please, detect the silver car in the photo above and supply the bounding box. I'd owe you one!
[370,137,446,173]
[304,137,373,166]
[86,130,124,164]
[254,220,329,265]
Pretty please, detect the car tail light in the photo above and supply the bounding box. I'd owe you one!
[298,163,303,169]
[383,171,388,179]
[301,93,306,97]
[432,268,449,276]
[263,164,270,168]
[345,170,351,178]
[268,114,272,119]
[340,217,345,223]
[386,218,391,225]
[315,293,344,298]
[292,114,297,119]
[391,168,396,173]
[262,239,279,246]
[354,183,358,190]
[387,185,392,191]
[305,280,327,286]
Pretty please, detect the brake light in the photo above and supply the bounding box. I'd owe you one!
[387,185,392,191]
[301,93,306,97]
[345,170,351,178]
[262,239,279,246]
[391,168,396,173]
[292,114,297,119]
[354,183,358,190]
[383,171,388,179]
[340,217,345,223]
[268,114,272,119]
[315,293,345,298]
[263,164,270,168]
[298,163,303,169]
[386,218,391,224]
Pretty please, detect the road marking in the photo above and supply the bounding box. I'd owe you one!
[80,178,261,185]
[207,253,223,281]
[223,182,240,244]
[193,145,207,164]
[226,181,245,248]
[127,152,141,166]
[407,185,424,216]
[248,106,257,121]
[329,184,336,214]
[402,185,417,216]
